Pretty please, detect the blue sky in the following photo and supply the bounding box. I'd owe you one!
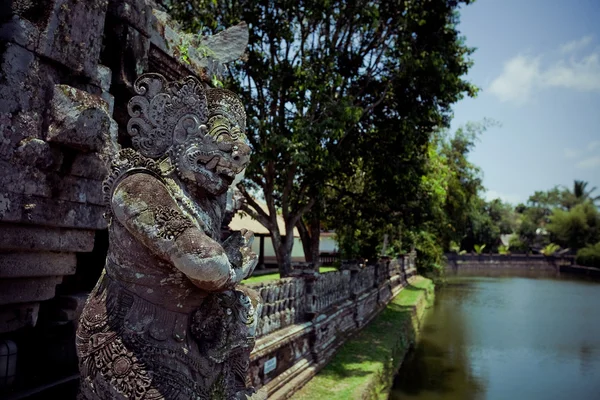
[450,0,600,205]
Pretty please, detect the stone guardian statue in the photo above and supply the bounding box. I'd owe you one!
[75,72,262,399]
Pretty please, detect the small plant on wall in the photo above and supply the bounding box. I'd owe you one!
[474,244,486,254]
[541,243,560,256]
[498,244,510,255]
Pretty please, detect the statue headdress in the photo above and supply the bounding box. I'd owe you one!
[126,74,209,159]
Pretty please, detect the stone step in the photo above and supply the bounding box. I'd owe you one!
[0,223,95,252]
[0,276,63,305]
[0,252,76,278]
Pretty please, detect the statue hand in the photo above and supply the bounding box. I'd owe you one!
[238,229,258,279]
[223,229,257,280]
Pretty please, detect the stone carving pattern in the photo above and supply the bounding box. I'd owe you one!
[308,271,351,314]
[349,266,375,297]
[245,278,306,338]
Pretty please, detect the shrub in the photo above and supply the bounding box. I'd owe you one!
[541,243,560,256]
[474,244,486,254]
[576,242,600,268]
[509,236,528,253]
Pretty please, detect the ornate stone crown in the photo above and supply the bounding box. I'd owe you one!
[126,73,246,160]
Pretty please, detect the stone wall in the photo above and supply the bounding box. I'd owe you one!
[244,251,418,400]
[445,253,560,271]
[0,0,244,395]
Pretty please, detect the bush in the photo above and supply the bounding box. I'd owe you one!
[576,242,600,268]
[509,236,528,252]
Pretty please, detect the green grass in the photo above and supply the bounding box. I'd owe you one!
[292,276,434,400]
[242,266,338,284]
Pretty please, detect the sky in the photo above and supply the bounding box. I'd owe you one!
[450,0,600,205]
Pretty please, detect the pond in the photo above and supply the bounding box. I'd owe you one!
[389,270,600,400]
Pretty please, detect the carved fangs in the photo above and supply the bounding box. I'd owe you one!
[205,156,220,171]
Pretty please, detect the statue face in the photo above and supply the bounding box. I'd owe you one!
[176,115,250,196]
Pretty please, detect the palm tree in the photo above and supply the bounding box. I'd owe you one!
[572,180,600,205]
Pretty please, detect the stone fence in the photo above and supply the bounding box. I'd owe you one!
[243,252,418,399]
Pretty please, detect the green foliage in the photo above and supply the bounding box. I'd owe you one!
[576,242,600,269]
[498,244,510,255]
[546,202,600,250]
[449,241,461,253]
[168,0,477,273]
[508,235,528,252]
[473,244,486,254]
[540,243,560,256]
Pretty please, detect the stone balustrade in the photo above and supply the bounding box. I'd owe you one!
[247,258,418,399]
[349,265,376,297]
[246,277,307,338]
[306,270,351,314]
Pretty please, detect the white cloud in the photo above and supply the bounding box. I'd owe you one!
[489,55,540,104]
[489,35,600,104]
[564,148,581,159]
[544,53,600,91]
[484,190,523,205]
[577,156,600,169]
[565,141,600,169]
[588,141,600,151]
[560,35,593,54]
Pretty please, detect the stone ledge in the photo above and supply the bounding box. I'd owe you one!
[0,276,63,305]
[0,251,76,278]
[0,192,107,230]
[251,321,314,362]
[0,302,40,333]
[0,223,95,252]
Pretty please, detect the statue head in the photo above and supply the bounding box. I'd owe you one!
[126,73,250,196]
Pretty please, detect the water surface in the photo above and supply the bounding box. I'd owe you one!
[389,271,600,400]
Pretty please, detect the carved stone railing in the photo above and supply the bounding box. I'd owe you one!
[349,265,376,297]
[246,277,307,338]
[306,270,351,314]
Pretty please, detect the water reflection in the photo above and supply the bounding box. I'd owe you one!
[389,271,600,400]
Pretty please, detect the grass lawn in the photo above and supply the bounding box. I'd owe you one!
[242,266,338,284]
[291,276,434,400]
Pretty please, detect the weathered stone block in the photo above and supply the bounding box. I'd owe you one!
[0,160,53,198]
[0,15,41,51]
[0,302,40,333]
[0,192,107,229]
[57,176,104,206]
[47,84,111,152]
[91,65,112,92]
[0,223,95,252]
[35,0,108,77]
[0,276,63,305]
[107,0,152,36]
[0,43,53,116]
[70,153,109,181]
[14,138,55,169]
[104,22,149,88]
[0,252,77,278]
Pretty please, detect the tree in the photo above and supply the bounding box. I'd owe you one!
[562,180,600,209]
[547,202,600,250]
[168,0,476,275]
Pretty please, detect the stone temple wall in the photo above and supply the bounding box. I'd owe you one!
[0,1,421,397]
[0,0,237,395]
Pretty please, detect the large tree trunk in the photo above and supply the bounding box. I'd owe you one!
[309,218,320,263]
[272,226,296,276]
[296,219,313,263]
[296,215,321,264]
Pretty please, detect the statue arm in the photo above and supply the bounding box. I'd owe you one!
[111,173,256,291]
